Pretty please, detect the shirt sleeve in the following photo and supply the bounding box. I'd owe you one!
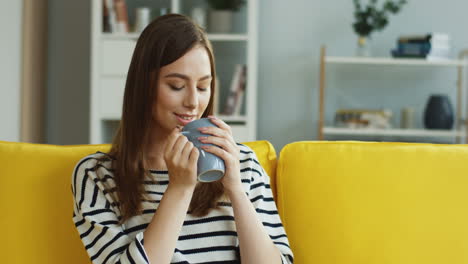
[71,156,150,264]
[242,147,294,264]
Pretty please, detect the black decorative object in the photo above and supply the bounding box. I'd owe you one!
[423,94,454,129]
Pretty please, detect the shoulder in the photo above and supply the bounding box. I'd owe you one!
[236,143,256,159]
[72,152,115,186]
[73,152,113,171]
[237,143,265,181]
[71,152,119,206]
[237,143,261,168]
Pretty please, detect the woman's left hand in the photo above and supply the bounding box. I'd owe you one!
[197,116,243,194]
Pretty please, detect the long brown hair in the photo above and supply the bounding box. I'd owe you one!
[106,14,225,224]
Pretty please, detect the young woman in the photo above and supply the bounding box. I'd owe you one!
[72,14,293,264]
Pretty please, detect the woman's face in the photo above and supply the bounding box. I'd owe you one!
[153,46,212,134]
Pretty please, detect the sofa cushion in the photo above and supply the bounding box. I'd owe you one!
[0,142,110,263]
[0,140,276,263]
[277,141,468,264]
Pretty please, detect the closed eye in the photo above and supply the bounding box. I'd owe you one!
[169,85,184,91]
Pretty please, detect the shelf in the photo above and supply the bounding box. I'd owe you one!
[101,33,139,40]
[207,34,248,41]
[101,115,120,121]
[325,56,468,67]
[318,46,468,143]
[101,33,248,42]
[323,127,465,138]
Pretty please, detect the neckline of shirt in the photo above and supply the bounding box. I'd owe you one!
[95,151,170,178]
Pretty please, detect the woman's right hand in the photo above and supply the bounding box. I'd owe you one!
[164,126,199,190]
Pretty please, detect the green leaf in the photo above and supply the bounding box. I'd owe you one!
[351,0,406,35]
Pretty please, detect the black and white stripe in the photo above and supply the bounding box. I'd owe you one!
[72,145,294,263]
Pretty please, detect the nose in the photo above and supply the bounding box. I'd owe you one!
[183,85,198,109]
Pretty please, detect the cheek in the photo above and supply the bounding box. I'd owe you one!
[199,93,211,110]
[156,87,180,111]
[157,100,176,118]
[153,94,169,118]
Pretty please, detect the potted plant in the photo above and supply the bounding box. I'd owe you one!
[352,0,407,56]
[206,0,246,33]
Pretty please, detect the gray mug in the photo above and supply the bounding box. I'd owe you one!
[181,118,225,182]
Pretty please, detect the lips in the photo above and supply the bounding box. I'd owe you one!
[174,113,196,125]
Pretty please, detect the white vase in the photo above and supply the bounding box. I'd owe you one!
[356,36,371,57]
[135,7,151,33]
[209,10,233,33]
[191,7,207,29]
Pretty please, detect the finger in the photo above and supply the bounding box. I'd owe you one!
[198,126,236,147]
[171,135,189,159]
[180,141,195,162]
[165,126,183,153]
[208,116,232,133]
[188,147,199,167]
[198,136,236,153]
[200,145,229,161]
[197,126,229,139]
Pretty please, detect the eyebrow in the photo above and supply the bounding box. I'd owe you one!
[164,73,212,81]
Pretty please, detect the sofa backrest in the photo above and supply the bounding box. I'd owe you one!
[0,142,111,263]
[0,140,277,263]
[277,141,468,264]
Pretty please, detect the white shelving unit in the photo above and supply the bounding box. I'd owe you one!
[318,46,468,143]
[90,0,258,144]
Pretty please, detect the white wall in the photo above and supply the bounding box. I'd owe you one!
[0,0,23,141]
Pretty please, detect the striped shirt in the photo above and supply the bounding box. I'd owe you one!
[72,144,294,263]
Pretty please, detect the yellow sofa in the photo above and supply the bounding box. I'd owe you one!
[2,140,468,263]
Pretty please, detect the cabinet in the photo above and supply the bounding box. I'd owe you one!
[318,46,468,143]
[90,0,258,144]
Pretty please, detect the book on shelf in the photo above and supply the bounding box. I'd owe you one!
[102,0,111,32]
[392,44,451,58]
[396,42,431,56]
[233,65,247,116]
[102,0,129,33]
[398,33,451,44]
[114,0,129,33]
[103,0,117,33]
[392,32,452,60]
[221,64,247,116]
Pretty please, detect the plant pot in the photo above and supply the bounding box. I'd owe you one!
[423,94,454,129]
[209,10,233,33]
[356,36,371,57]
